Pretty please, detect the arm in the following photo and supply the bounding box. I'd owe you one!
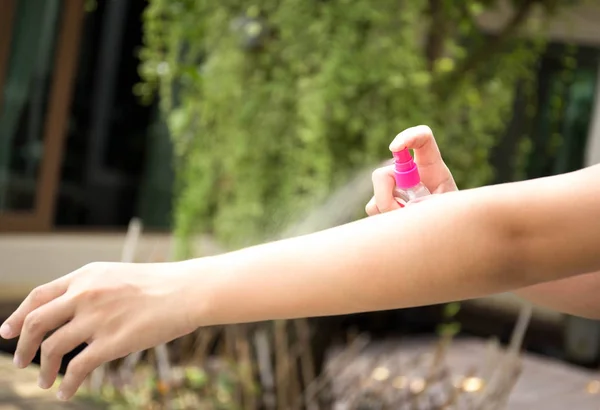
[515,272,600,319]
[191,164,600,326]
[3,127,600,400]
[364,126,600,319]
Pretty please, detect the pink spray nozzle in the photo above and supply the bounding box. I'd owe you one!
[392,149,414,170]
[392,148,421,188]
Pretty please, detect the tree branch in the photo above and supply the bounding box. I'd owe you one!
[425,0,449,71]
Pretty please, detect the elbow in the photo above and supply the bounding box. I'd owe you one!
[470,199,552,292]
[474,199,536,290]
[491,197,561,289]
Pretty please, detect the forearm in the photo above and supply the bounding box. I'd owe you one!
[182,189,518,326]
[181,166,600,327]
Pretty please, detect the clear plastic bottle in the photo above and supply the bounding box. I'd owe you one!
[392,148,430,207]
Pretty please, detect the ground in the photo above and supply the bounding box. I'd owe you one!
[0,354,102,410]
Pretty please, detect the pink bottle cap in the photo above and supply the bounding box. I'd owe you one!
[392,148,421,189]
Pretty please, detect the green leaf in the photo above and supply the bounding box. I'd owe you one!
[443,302,461,318]
[185,367,209,389]
[437,322,462,337]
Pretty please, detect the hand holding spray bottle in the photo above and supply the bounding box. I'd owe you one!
[392,148,430,206]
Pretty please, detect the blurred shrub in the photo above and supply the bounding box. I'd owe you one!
[138,0,570,251]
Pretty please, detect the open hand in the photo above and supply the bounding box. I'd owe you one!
[365,125,458,215]
[0,261,196,401]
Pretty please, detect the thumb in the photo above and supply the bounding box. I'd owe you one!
[371,165,401,213]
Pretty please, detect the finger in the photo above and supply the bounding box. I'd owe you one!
[389,125,457,193]
[389,125,442,167]
[1,277,70,340]
[38,320,91,390]
[14,295,75,368]
[57,343,109,401]
[365,197,380,216]
[371,165,401,213]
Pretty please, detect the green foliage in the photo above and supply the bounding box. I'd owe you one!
[81,364,247,410]
[443,302,462,319]
[185,367,210,389]
[139,0,567,251]
[437,301,462,338]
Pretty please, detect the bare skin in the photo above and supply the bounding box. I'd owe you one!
[1,125,600,401]
[366,125,600,318]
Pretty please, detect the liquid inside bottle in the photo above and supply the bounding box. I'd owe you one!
[393,183,430,207]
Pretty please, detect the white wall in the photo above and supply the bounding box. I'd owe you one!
[477,1,600,48]
[0,233,223,304]
[585,63,600,167]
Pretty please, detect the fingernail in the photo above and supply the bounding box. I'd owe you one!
[13,355,24,368]
[0,323,12,338]
[57,390,68,401]
[38,376,51,389]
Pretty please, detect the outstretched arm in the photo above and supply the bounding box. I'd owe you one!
[192,165,600,326]
[2,127,600,400]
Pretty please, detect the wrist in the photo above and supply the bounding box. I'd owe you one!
[175,257,222,330]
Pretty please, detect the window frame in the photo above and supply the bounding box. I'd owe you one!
[0,0,84,232]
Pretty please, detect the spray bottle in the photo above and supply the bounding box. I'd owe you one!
[392,148,430,207]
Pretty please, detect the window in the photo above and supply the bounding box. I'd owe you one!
[0,0,84,231]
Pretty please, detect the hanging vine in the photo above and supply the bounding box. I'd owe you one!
[138,0,571,253]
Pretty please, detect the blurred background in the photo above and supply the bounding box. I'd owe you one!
[1,0,600,408]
